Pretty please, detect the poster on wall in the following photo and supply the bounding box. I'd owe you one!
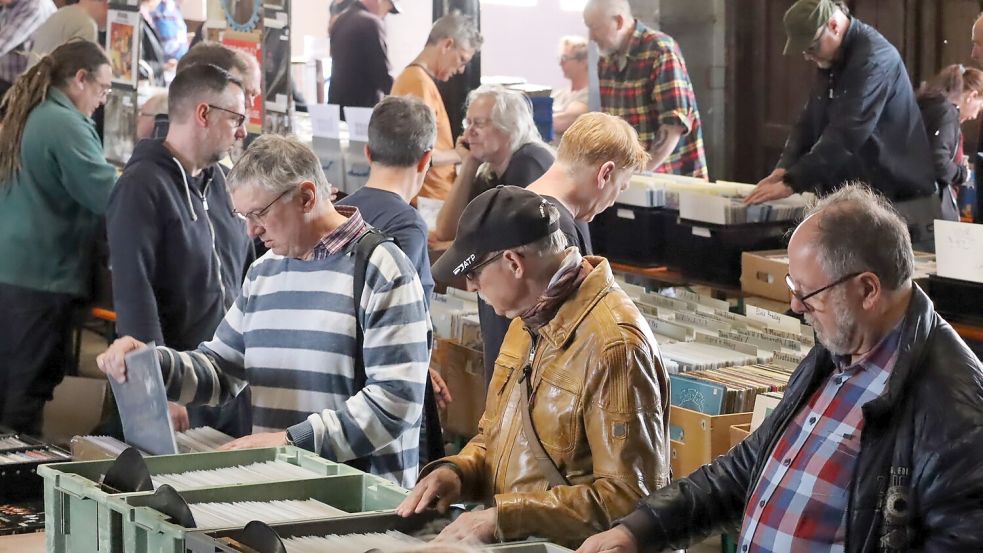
[221,31,263,133]
[104,88,137,166]
[106,10,140,88]
[262,11,290,115]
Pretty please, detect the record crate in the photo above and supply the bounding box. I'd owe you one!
[0,428,71,503]
[589,204,678,267]
[185,512,573,553]
[111,474,407,553]
[669,406,752,479]
[666,219,791,286]
[38,446,360,553]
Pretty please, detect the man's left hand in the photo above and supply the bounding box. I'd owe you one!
[745,180,794,204]
[218,431,288,451]
[434,508,497,543]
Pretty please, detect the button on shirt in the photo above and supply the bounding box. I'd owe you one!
[738,323,904,552]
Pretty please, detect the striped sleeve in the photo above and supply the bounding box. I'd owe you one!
[155,270,251,406]
[288,242,430,461]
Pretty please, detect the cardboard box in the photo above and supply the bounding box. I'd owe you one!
[741,250,791,302]
[431,338,486,439]
[935,220,983,284]
[729,423,751,448]
[669,405,751,479]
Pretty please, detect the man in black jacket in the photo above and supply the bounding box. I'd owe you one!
[579,183,983,553]
[328,0,398,112]
[746,0,937,250]
[106,63,252,432]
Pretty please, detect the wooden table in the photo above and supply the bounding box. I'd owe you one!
[0,531,44,553]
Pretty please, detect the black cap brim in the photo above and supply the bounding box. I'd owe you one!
[431,239,476,283]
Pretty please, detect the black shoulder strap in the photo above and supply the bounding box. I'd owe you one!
[352,228,392,390]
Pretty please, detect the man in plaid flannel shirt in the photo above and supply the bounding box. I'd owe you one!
[583,0,707,179]
[579,184,983,553]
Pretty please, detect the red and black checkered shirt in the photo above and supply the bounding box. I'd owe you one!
[598,21,708,179]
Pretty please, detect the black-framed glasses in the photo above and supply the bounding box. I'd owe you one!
[236,188,294,225]
[464,251,505,281]
[207,104,247,127]
[785,271,862,310]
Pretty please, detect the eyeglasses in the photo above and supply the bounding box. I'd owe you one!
[236,187,294,225]
[785,271,861,311]
[207,104,247,128]
[464,117,492,131]
[464,251,505,281]
[90,78,112,98]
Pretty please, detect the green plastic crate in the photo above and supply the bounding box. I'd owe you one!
[38,446,358,553]
[113,474,408,553]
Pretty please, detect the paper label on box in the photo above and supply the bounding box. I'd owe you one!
[617,208,636,220]
[343,106,373,142]
[692,226,712,238]
[935,220,983,284]
[309,104,340,138]
[745,304,801,334]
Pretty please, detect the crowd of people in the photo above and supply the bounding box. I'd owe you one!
[0,0,982,550]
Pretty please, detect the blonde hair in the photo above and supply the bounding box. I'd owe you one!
[559,35,588,57]
[556,112,650,173]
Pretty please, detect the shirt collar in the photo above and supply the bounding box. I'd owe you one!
[308,205,367,260]
[831,318,905,374]
[607,19,644,70]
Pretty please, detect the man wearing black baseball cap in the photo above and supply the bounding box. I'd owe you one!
[745,0,937,251]
[399,185,670,548]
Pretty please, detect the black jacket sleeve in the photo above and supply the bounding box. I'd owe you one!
[106,172,166,346]
[920,98,967,188]
[784,57,891,193]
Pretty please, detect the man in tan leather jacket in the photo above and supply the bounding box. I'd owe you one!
[398,185,670,548]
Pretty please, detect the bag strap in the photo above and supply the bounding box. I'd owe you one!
[518,334,570,489]
[352,229,391,390]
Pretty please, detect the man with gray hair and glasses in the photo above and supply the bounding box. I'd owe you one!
[392,11,482,202]
[579,182,983,553]
[98,134,432,488]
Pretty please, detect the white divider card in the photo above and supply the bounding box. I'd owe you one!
[284,532,422,553]
[673,289,730,312]
[152,461,320,490]
[342,106,373,142]
[935,220,983,284]
[112,346,178,455]
[309,104,341,139]
[745,304,802,334]
[190,499,346,530]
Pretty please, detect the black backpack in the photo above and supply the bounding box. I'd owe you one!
[346,229,444,472]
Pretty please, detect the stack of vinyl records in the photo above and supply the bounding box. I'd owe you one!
[430,289,481,348]
[190,500,347,530]
[0,500,44,535]
[283,532,422,552]
[679,191,812,225]
[72,426,236,460]
[670,364,794,416]
[153,461,322,491]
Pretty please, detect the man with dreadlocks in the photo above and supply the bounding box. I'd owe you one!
[0,40,118,434]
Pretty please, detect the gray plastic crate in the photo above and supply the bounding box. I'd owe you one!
[113,474,407,553]
[38,446,358,553]
[185,512,572,553]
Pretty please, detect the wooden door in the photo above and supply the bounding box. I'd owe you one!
[727,0,983,182]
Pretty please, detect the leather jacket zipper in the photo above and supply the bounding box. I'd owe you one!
[492,331,539,489]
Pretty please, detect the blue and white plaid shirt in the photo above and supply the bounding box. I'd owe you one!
[0,0,56,83]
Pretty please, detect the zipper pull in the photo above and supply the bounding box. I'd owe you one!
[519,365,532,383]
[202,197,209,211]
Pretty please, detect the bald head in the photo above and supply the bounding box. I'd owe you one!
[973,14,983,66]
[583,0,634,54]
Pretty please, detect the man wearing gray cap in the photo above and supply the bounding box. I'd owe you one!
[745,0,937,251]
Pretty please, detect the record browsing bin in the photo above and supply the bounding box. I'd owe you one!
[669,406,752,479]
[111,474,408,553]
[38,446,359,553]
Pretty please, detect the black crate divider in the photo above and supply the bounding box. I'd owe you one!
[590,204,678,267]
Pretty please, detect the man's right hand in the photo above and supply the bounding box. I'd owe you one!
[395,466,462,517]
[95,336,147,383]
[429,368,453,409]
[454,136,471,162]
[755,167,787,188]
[576,525,639,553]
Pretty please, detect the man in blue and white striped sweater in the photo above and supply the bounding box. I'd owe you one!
[98,134,431,488]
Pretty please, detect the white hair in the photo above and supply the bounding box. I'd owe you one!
[466,84,544,154]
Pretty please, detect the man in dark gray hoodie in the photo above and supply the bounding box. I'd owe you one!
[106,63,252,433]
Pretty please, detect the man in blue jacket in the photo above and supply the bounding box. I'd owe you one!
[105,63,252,432]
[746,0,937,250]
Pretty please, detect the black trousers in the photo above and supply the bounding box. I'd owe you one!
[0,283,77,436]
